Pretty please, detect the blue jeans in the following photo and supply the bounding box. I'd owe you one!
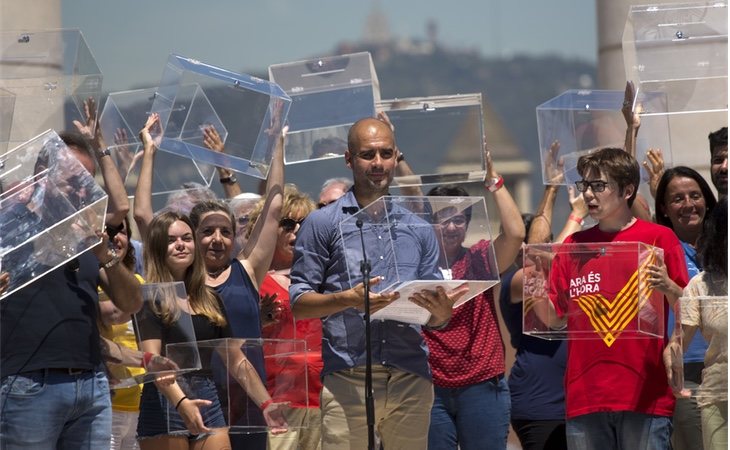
[0,369,112,450]
[566,411,672,450]
[428,375,511,450]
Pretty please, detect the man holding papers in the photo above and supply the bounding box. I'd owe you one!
[290,116,456,449]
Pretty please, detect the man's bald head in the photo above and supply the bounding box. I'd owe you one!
[347,117,394,152]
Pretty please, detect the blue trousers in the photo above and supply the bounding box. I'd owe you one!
[428,376,511,450]
[566,411,672,450]
[1,369,112,450]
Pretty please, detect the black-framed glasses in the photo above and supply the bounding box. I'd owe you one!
[575,180,609,193]
[354,148,395,161]
[279,217,304,232]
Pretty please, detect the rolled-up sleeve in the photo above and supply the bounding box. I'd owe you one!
[289,209,332,305]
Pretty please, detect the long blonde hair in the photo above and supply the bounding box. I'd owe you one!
[143,211,226,327]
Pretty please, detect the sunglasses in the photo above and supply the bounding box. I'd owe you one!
[279,217,304,232]
[575,180,610,193]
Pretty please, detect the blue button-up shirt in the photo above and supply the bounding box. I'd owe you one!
[290,190,442,380]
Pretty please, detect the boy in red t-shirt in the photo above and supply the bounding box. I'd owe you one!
[547,148,688,450]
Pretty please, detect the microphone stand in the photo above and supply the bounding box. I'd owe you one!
[356,218,375,450]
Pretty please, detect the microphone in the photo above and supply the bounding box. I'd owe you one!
[356,218,363,229]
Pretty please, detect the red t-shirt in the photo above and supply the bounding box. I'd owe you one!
[550,219,689,419]
[424,239,505,387]
[260,273,323,408]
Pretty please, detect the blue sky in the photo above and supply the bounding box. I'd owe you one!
[63,0,597,93]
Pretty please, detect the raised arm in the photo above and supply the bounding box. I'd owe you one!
[486,147,525,273]
[95,233,142,314]
[622,81,641,159]
[132,113,160,240]
[240,129,285,289]
[202,126,242,199]
[73,97,129,228]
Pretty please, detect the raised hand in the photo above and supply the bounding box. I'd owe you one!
[202,125,225,152]
[544,140,565,184]
[72,97,105,150]
[139,113,161,152]
[567,186,588,218]
[643,148,665,199]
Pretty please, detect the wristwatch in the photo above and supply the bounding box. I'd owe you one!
[219,174,238,185]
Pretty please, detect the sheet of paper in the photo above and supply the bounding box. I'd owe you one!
[371,280,494,325]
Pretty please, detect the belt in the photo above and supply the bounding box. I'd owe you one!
[45,368,92,375]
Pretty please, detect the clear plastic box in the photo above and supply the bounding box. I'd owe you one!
[99,87,217,199]
[125,282,202,387]
[378,94,486,187]
[522,241,666,344]
[165,338,309,434]
[0,130,108,299]
[536,89,672,185]
[339,195,499,325]
[622,2,728,114]
[0,29,102,146]
[151,54,290,180]
[268,52,380,164]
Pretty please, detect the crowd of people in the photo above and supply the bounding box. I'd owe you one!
[0,89,726,450]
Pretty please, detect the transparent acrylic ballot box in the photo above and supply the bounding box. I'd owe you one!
[0,130,108,300]
[536,89,672,185]
[99,87,217,199]
[622,2,728,114]
[126,282,202,388]
[268,52,379,164]
[378,94,486,187]
[0,29,103,146]
[679,295,727,402]
[0,88,15,154]
[165,338,308,434]
[522,242,665,346]
[151,54,290,180]
[339,195,499,325]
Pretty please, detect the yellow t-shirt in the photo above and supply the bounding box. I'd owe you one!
[100,274,145,412]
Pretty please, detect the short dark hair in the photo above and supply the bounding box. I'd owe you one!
[58,131,93,158]
[698,196,727,277]
[654,166,717,231]
[427,184,472,223]
[708,127,727,155]
[577,147,639,207]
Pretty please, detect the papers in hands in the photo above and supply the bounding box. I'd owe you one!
[371,280,494,325]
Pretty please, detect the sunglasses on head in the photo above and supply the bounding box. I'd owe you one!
[279,217,304,232]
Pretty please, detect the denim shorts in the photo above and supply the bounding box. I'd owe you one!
[137,374,225,440]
